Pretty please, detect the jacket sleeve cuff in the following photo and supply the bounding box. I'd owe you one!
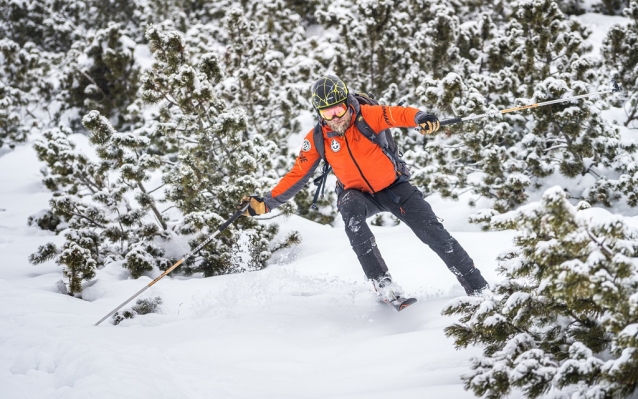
[263,193,285,212]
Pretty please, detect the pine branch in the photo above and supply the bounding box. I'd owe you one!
[137,182,167,230]
[69,207,106,229]
[147,183,166,194]
[75,67,107,101]
[75,173,99,195]
[624,95,638,127]
[586,229,614,258]
[161,205,176,214]
[175,135,199,144]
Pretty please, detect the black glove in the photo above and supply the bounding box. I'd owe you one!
[241,195,268,216]
[415,112,440,135]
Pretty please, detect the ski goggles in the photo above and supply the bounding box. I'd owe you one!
[318,103,348,121]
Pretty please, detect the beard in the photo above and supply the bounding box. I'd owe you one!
[326,111,351,135]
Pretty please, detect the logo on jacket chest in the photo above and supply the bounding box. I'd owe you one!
[330,139,341,152]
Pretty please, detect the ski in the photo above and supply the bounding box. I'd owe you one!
[382,297,417,311]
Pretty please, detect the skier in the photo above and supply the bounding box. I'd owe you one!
[241,75,488,305]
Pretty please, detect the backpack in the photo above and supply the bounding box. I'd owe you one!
[310,92,410,209]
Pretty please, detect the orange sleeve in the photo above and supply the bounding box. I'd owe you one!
[263,129,322,211]
[359,105,420,133]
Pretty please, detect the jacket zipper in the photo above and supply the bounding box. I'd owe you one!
[344,135,375,193]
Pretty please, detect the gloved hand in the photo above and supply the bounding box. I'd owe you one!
[415,112,440,135]
[241,195,268,216]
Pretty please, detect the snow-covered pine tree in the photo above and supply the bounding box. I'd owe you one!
[29,117,172,295]
[1,0,149,142]
[219,6,302,158]
[602,0,638,128]
[58,22,140,130]
[82,0,143,32]
[277,0,321,25]
[418,5,461,81]
[31,126,102,202]
[593,0,632,15]
[0,0,83,53]
[443,187,638,398]
[246,0,307,56]
[406,73,496,202]
[81,111,172,274]
[0,39,54,149]
[314,0,426,98]
[553,0,587,15]
[142,25,299,276]
[405,3,525,205]
[0,0,70,149]
[411,0,636,219]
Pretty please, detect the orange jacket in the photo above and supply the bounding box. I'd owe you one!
[263,104,420,211]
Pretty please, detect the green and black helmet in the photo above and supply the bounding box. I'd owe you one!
[311,75,349,110]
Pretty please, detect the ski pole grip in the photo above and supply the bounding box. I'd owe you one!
[440,117,463,126]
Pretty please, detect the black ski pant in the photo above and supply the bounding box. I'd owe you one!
[337,181,488,295]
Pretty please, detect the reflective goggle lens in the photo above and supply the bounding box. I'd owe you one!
[319,103,348,120]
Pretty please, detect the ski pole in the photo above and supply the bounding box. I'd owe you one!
[94,201,250,326]
[439,80,621,126]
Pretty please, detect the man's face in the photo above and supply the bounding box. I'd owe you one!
[325,109,351,135]
[320,103,351,135]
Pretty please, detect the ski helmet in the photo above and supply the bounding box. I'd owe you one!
[311,75,349,110]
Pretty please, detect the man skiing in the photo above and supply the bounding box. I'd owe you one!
[241,75,488,306]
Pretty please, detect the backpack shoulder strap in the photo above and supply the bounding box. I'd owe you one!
[310,122,333,210]
[353,108,388,148]
[313,122,326,162]
[352,101,409,176]
[349,93,390,148]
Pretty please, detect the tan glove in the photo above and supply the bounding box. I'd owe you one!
[241,196,268,216]
[415,113,440,135]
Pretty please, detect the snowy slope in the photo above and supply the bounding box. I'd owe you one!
[0,135,518,399]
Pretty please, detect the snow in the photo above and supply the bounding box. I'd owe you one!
[0,134,522,398]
